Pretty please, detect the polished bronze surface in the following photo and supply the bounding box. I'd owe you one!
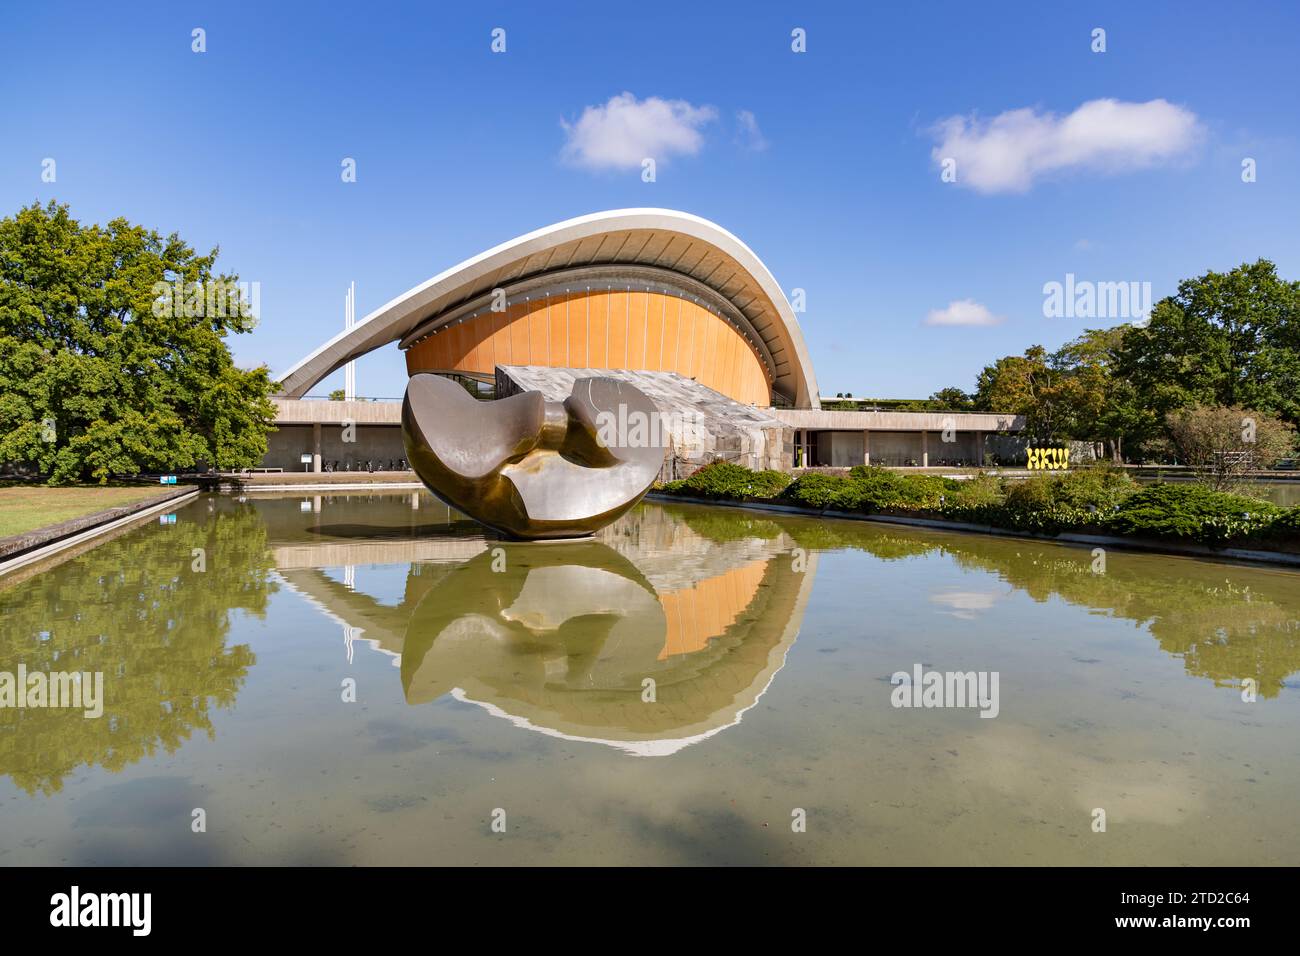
[401,373,665,539]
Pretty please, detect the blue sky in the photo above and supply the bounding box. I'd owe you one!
[2,0,1297,399]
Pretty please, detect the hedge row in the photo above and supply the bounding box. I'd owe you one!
[659,462,791,500]
[656,463,1299,549]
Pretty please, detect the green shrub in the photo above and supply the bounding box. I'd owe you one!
[1106,483,1280,543]
[1049,467,1138,510]
[939,500,1097,535]
[669,461,791,500]
[847,465,957,487]
[780,468,951,512]
[840,466,950,510]
[780,472,847,509]
[1003,475,1057,511]
[1000,468,1137,518]
[1260,506,1300,542]
[943,474,1004,508]
[658,462,1297,552]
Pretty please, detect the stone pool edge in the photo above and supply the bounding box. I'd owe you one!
[0,486,200,577]
[646,492,1300,569]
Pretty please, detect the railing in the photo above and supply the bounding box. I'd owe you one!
[318,459,409,473]
[297,394,405,402]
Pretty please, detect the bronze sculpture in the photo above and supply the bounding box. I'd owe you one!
[401,373,666,539]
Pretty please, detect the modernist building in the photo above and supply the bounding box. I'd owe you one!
[269,209,1021,473]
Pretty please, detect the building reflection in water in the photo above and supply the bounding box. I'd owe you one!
[274,504,818,756]
[8,491,1297,795]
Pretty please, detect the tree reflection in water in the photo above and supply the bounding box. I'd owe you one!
[4,492,1296,799]
[0,501,271,794]
[697,507,1300,700]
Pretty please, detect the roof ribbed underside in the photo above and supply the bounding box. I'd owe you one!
[406,230,794,391]
[274,209,818,407]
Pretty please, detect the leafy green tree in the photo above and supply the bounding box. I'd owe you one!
[974,345,1065,443]
[1050,328,1149,460]
[1117,259,1300,427]
[0,201,277,483]
[955,262,1300,461]
[974,332,1151,456]
[927,386,974,411]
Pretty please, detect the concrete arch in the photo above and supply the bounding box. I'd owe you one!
[274,208,820,408]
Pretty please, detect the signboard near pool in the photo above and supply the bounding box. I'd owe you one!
[1027,448,1070,470]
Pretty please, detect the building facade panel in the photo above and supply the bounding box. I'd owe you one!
[607,288,629,369]
[566,291,586,367]
[628,289,648,371]
[404,286,773,406]
[588,289,607,369]
[549,293,568,367]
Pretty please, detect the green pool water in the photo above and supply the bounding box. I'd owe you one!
[2,490,1298,865]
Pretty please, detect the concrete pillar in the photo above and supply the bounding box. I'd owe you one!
[975,431,985,467]
[921,430,929,468]
[312,423,322,473]
[863,429,871,466]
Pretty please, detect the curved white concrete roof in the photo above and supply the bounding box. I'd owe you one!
[275,208,820,408]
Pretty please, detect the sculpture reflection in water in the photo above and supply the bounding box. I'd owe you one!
[396,508,818,755]
[401,373,666,540]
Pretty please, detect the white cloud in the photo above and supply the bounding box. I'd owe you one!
[924,299,1004,327]
[735,109,769,151]
[561,92,718,170]
[930,98,1203,194]
[929,590,1001,620]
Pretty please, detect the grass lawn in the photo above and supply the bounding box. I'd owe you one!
[0,485,171,538]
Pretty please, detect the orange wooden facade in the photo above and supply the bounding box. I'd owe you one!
[404,287,772,406]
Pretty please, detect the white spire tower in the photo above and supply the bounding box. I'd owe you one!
[344,281,356,401]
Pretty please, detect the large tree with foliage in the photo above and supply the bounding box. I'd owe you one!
[972,257,1300,460]
[0,201,277,483]
[973,345,1066,443]
[1049,327,1149,461]
[972,333,1143,456]
[926,386,975,411]
[1117,259,1300,428]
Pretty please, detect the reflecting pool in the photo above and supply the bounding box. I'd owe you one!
[2,491,1298,865]
[1245,481,1300,507]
